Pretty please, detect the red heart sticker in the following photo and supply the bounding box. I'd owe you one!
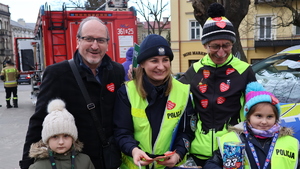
[217,97,226,104]
[216,21,226,28]
[271,95,279,105]
[167,100,176,110]
[203,70,210,79]
[220,82,230,92]
[226,68,235,75]
[106,83,115,92]
[198,84,208,93]
[201,99,208,108]
[212,17,222,21]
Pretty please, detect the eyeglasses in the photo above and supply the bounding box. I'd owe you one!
[79,36,108,44]
[208,44,233,51]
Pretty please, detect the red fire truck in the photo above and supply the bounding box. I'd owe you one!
[14,2,137,105]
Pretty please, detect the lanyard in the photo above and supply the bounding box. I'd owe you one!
[243,122,278,169]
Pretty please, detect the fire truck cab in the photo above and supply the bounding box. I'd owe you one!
[14,2,138,105]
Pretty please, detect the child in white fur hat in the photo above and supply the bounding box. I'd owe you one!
[28,99,95,169]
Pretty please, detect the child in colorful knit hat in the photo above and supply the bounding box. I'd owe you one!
[28,99,95,169]
[203,82,299,169]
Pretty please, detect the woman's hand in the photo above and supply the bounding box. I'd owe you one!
[132,147,153,166]
[156,152,181,168]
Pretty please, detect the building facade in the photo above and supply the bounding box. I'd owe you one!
[10,18,35,63]
[170,0,300,74]
[11,19,35,38]
[0,3,13,70]
[0,2,34,71]
[137,18,171,44]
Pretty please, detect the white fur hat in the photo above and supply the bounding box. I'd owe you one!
[42,99,78,143]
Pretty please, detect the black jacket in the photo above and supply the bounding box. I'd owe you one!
[179,55,257,133]
[19,50,125,169]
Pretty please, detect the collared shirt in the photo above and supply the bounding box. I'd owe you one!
[77,54,109,84]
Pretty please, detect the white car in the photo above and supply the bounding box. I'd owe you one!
[251,45,300,140]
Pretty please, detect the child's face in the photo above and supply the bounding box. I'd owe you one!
[48,134,73,154]
[249,104,276,130]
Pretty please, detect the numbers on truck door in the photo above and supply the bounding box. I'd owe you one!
[117,28,134,35]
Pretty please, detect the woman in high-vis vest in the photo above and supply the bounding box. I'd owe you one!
[204,82,300,169]
[113,34,196,169]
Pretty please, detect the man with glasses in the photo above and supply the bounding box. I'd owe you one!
[20,16,125,169]
[179,3,256,167]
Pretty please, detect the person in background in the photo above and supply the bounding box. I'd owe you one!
[29,99,95,169]
[204,82,299,169]
[114,34,196,169]
[0,60,20,108]
[178,3,256,166]
[19,16,125,169]
[122,47,134,81]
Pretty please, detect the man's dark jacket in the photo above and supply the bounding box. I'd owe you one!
[19,50,125,169]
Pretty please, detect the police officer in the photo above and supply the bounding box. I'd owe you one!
[0,60,20,108]
[114,34,195,169]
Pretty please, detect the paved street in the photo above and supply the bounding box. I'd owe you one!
[0,81,35,169]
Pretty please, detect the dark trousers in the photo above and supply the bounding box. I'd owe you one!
[190,154,208,167]
[5,86,18,99]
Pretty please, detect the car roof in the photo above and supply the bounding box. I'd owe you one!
[278,45,300,54]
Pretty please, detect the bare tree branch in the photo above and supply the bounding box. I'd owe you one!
[264,0,300,27]
[131,0,170,36]
[69,0,105,10]
[68,0,84,8]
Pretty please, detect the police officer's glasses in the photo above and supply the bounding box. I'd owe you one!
[80,36,108,44]
[208,44,233,51]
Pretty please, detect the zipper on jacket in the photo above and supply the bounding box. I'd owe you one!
[211,128,215,154]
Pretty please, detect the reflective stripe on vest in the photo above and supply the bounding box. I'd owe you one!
[218,131,299,169]
[4,80,17,85]
[122,78,190,169]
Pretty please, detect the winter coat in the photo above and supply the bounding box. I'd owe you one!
[179,54,256,160]
[122,47,134,81]
[204,122,300,169]
[113,76,195,161]
[20,50,125,169]
[28,140,95,169]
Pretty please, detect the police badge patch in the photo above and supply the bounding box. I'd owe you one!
[158,47,165,55]
[190,114,197,132]
[182,138,190,151]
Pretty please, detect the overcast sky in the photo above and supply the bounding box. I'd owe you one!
[1,0,70,23]
[1,0,137,23]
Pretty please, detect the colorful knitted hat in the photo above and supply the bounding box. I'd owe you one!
[201,3,236,45]
[42,99,78,143]
[244,82,281,116]
[137,34,173,64]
